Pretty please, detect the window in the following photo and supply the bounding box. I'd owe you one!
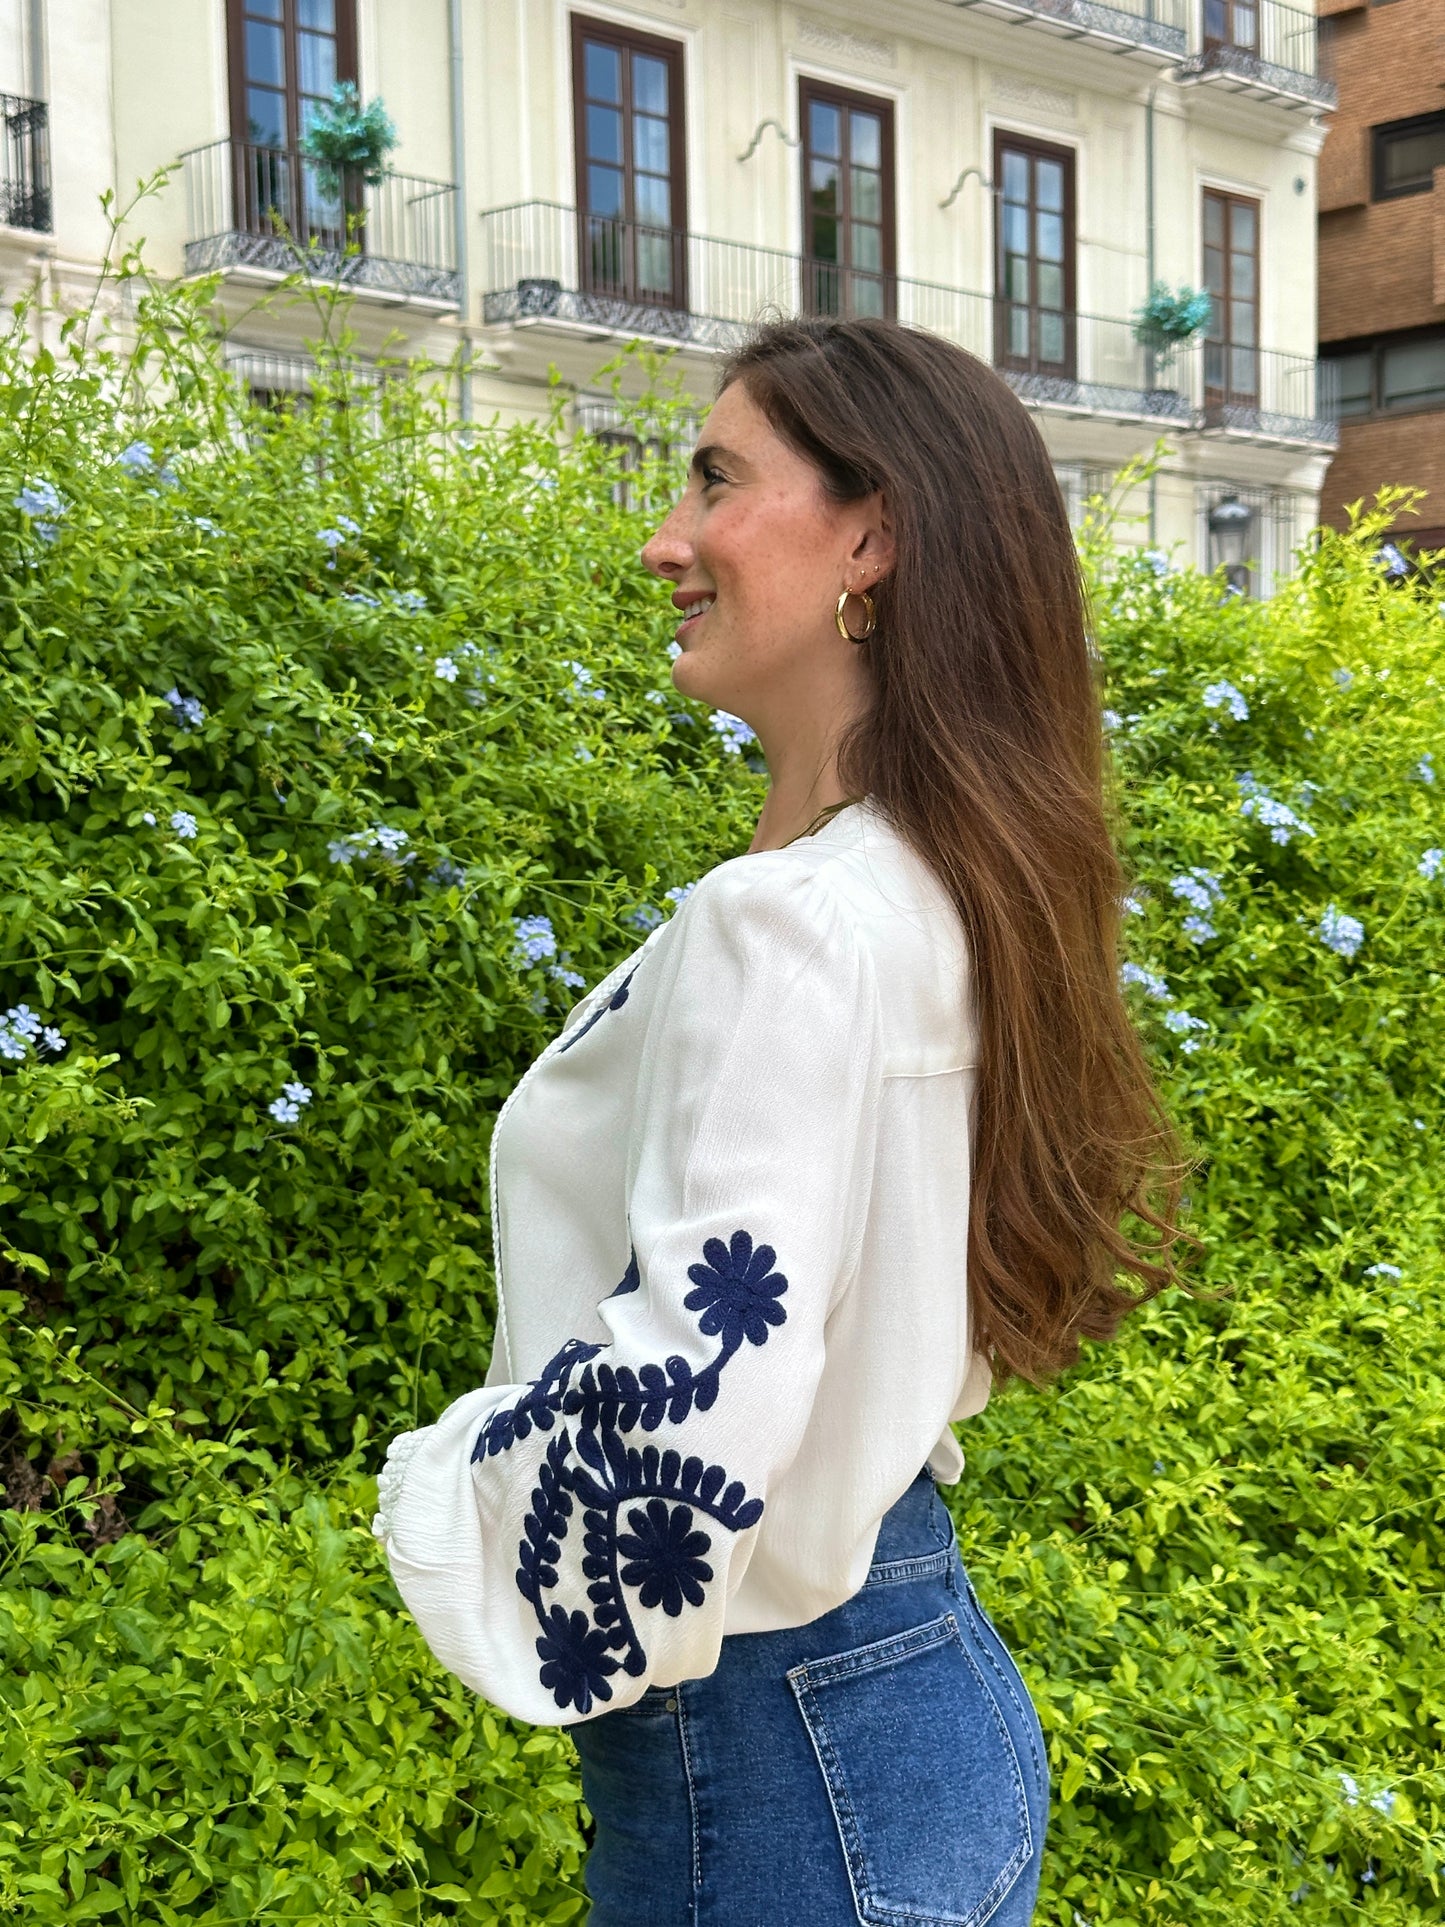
[1320,331,1445,418]
[1372,112,1445,199]
[993,132,1076,379]
[1202,188,1259,405]
[799,79,895,320]
[226,1,357,247]
[1203,0,1258,54]
[571,15,687,310]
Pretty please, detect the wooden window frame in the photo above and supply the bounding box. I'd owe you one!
[991,129,1077,381]
[1202,186,1260,406]
[570,12,688,312]
[1203,0,1260,54]
[225,1,357,155]
[1371,110,1445,201]
[798,76,896,323]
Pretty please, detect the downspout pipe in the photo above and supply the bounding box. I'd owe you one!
[449,0,472,421]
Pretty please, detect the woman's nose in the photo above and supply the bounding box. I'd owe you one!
[641,503,693,580]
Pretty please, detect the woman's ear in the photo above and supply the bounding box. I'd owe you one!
[849,492,896,585]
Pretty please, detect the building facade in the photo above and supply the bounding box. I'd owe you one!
[1317,0,1445,561]
[0,1,1339,592]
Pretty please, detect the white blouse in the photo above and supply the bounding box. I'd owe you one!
[372,793,993,1726]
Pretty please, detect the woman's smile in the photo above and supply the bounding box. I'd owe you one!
[672,590,716,642]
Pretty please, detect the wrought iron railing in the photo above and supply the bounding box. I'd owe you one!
[180,139,459,304]
[479,202,1338,446]
[1,93,50,233]
[1179,0,1335,106]
[944,0,1188,58]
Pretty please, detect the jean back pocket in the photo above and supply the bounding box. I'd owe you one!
[787,1611,1032,1927]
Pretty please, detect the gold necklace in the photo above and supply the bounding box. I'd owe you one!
[782,795,867,849]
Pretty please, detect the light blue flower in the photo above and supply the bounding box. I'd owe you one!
[118,440,155,474]
[15,480,63,519]
[192,515,221,536]
[427,857,467,889]
[1368,1788,1396,1817]
[574,745,594,762]
[1417,752,1435,784]
[644,690,667,705]
[41,1026,64,1053]
[0,1027,25,1062]
[1182,915,1216,943]
[1332,666,1354,689]
[165,686,205,731]
[1141,549,1171,576]
[1318,904,1364,959]
[392,589,427,612]
[373,826,410,858]
[1202,680,1249,722]
[1420,848,1443,879]
[1101,709,1123,733]
[335,514,361,535]
[1120,961,1170,1000]
[512,913,557,965]
[1152,1459,1165,1474]
[549,962,586,990]
[1170,869,1224,914]
[268,1078,313,1125]
[1363,1263,1402,1279]
[1122,892,1146,916]
[623,903,663,934]
[1339,1772,1360,1805]
[712,711,757,754]
[667,640,682,660]
[1162,1008,1209,1048]
[1237,774,1315,845]
[1377,542,1409,578]
[663,883,696,911]
[318,527,347,549]
[434,657,458,682]
[169,810,198,840]
[141,811,156,826]
[5,1005,41,1039]
[344,590,381,608]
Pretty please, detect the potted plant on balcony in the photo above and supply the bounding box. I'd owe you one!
[1131,282,1213,402]
[299,80,398,200]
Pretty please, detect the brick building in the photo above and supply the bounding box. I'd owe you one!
[1318,0,1445,561]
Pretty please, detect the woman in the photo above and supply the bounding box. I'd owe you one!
[373,318,1195,1925]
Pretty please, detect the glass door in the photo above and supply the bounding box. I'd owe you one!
[227,1,357,252]
[1202,188,1259,406]
[992,133,1076,381]
[799,79,895,320]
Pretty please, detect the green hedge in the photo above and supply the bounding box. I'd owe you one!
[1,233,1442,1924]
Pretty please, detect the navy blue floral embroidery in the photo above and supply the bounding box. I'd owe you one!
[470,1227,787,1713]
[557,963,640,1054]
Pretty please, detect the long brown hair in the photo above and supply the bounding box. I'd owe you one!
[719,317,1205,1389]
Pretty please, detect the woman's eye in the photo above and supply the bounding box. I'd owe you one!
[700,465,727,490]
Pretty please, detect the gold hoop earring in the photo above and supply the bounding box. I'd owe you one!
[834,587,877,643]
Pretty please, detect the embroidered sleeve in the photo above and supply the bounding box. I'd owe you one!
[373,859,885,1726]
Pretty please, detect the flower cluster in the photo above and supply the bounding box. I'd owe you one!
[1202,679,1249,722]
[1102,708,1123,734]
[1236,772,1315,846]
[0,1003,65,1065]
[268,1080,313,1125]
[119,440,177,485]
[1419,848,1443,880]
[1170,867,1224,942]
[1417,752,1435,785]
[1363,1262,1402,1280]
[169,810,198,840]
[164,685,205,731]
[712,711,758,755]
[510,913,585,994]
[623,903,664,934]
[14,479,64,541]
[1332,666,1354,690]
[1317,903,1364,960]
[1141,549,1172,577]
[1376,542,1410,579]
[327,824,412,867]
[565,660,607,703]
[427,857,467,889]
[1119,962,1209,1052]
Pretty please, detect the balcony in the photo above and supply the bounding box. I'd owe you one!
[1174,0,1336,112]
[478,202,1339,449]
[940,0,1188,63]
[180,138,459,306]
[1,92,51,234]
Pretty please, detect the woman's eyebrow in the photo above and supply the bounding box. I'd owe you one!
[689,442,745,476]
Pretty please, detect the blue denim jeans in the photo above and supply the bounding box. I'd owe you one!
[570,1466,1049,1925]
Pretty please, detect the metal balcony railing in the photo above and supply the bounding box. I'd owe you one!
[1,93,50,233]
[1178,0,1336,109]
[943,0,1188,60]
[479,202,1339,447]
[180,138,459,304]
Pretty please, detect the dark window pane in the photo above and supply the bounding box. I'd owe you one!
[1204,195,1224,248]
[1381,121,1445,194]
[1008,304,1029,356]
[1037,261,1063,310]
[246,86,287,147]
[584,40,621,104]
[849,112,881,170]
[1329,350,1372,416]
[1381,336,1445,409]
[635,114,668,174]
[244,19,286,87]
[245,0,283,19]
[586,164,624,219]
[809,156,839,212]
[1203,244,1225,297]
[586,103,623,166]
[637,230,673,294]
[1006,255,1029,302]
[633,54,668,116]
[811,212,838,263]
[298,0,335,26]
[1040,311,1065,362]
[1036,159,1063,213]
[810,100,840,160]
[1205,0,1227,37]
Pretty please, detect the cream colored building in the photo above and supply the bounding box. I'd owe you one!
[0,1,1336,591]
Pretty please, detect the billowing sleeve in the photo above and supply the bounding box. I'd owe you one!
[371,857,885,1725]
